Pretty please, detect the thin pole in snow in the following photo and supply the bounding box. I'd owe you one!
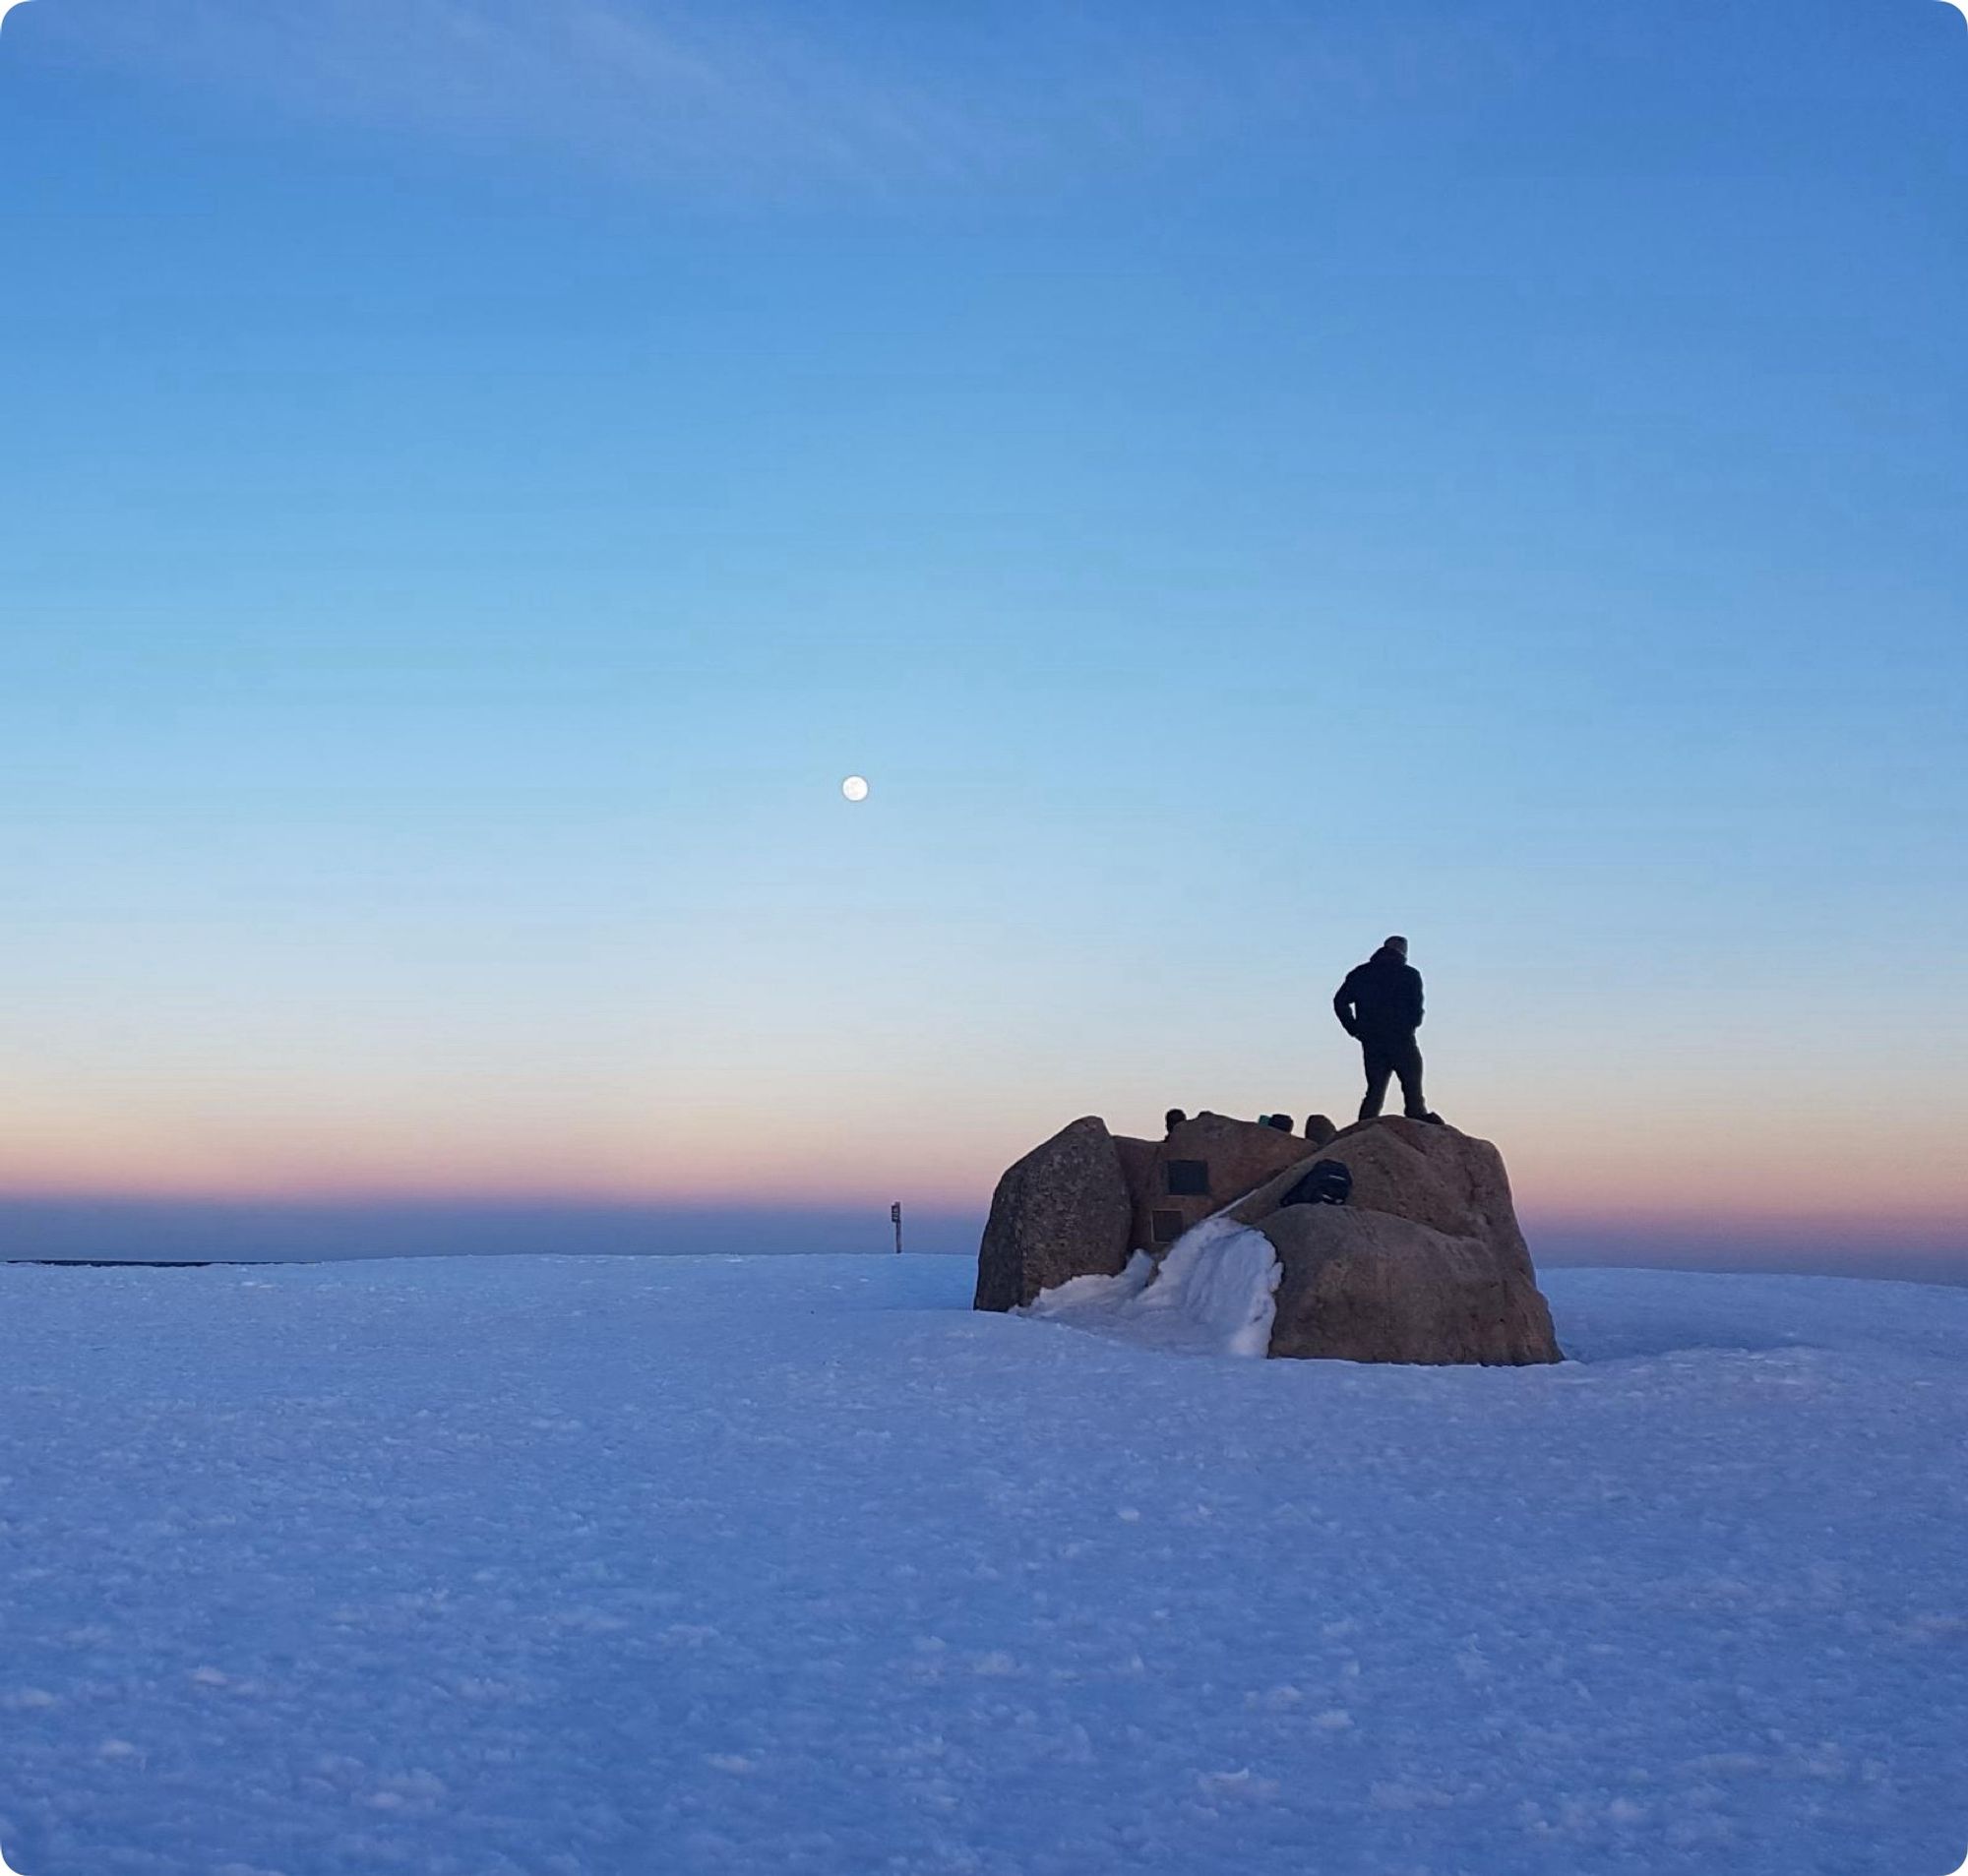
[892,1202,903,1255]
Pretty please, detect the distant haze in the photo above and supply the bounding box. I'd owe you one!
[0,1199,980,1267]
[2,1196,1962,1290]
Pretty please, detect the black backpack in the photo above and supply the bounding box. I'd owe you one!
[1281,1160,1352,1208]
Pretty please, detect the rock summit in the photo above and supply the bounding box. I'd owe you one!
[974,1112,1562,1365]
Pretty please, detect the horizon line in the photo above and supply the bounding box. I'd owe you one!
[0,1187,1962,1251]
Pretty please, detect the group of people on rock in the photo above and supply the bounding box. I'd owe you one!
[1165,936,1445,1130]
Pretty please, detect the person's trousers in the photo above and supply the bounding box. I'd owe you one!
[1359,1032,1427,1120]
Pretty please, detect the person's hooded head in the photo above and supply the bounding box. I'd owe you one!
[1374,935,1410,963]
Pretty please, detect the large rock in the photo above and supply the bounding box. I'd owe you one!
[1258,1205,1561,1365]
[1233,1118,1562,1364]
[1131,1113,1315,1254]
[1233,1118,1522,1252]
[1111,1133,1159,1209]
[973,1118,1135,1311]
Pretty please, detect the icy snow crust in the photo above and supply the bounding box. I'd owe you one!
[1021,1214,1281,1357]
[2,1256,1966,1876]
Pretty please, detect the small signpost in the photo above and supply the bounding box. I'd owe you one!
[892,1202,903,1255]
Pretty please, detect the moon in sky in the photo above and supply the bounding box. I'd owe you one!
[841,775,871,804]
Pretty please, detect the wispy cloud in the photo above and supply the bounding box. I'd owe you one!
[71,0,963,192]
[50,0,1513,198]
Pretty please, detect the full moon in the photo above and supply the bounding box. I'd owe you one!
[841,775,871,803]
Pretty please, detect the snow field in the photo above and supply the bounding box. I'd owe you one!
[0,1253,1964,1875]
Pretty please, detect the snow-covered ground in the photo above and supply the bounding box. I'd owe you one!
[2,1253,1964,1876]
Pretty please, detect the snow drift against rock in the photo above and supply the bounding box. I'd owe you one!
[1021,1213,1282,1357]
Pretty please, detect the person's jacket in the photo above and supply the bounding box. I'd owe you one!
[1332,946,1425,1039]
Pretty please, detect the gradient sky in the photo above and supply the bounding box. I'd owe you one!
[1,0,1964,1264]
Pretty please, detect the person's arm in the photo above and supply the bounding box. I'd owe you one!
[1333,970,1361,1037]
[1409,968,1426,1031]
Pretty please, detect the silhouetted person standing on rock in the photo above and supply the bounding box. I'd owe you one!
[1333,936,1442,1124]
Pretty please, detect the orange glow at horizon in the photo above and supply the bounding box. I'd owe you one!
[2,1091,1962,1240]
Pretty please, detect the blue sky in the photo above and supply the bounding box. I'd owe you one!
[1,0,1963,1264]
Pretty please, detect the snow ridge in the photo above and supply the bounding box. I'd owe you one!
[1022,1214,1281,1357]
